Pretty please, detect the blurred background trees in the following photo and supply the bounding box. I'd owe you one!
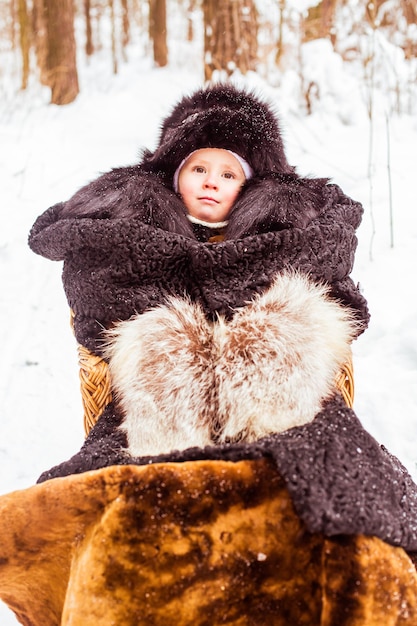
[1,0,416,107]
[203,0,258,81]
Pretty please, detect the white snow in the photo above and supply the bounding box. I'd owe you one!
[1,32,417,625]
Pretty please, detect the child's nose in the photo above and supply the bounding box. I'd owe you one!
[203,174,218,189]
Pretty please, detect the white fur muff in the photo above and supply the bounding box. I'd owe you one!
[104,271,357,457]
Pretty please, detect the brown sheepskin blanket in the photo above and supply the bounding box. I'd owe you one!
[1,459,417,625]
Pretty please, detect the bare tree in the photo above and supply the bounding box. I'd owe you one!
[34,0,79,104]
[187,0,197,42]
[109,0,118,73]
[401,0,417,24]
[121,0,130,49]
[275,0,285,65]
[149,0,168,67]
[32,0,49,86]
[84,0,94,56]
[204,0,258,82]
[17,0,30,89]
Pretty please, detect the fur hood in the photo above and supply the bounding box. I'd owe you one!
[140,83,294,184]
[30,84,334,237]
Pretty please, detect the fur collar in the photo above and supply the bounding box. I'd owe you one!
[30,166,363,241]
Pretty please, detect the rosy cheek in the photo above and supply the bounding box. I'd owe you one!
[178,179,190,196]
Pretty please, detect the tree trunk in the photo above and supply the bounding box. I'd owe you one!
[275,0,285,65]
[84,0,94,56]
[18,0,30,89]
[10,0,17,51]
[109,0,118,74]
[204,0,258,82]
[187,0,197,42]
[149,0,168,67]
[37,0,79,104]
[121,0,130,48]
[402,0,417,58]
[32,0,49,86]
[401,0,417,24]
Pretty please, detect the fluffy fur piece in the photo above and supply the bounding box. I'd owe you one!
[104,272,357,458]
[104,298,216,457]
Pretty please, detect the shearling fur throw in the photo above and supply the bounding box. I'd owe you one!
[104,272,357,457]
[2,461,417,625]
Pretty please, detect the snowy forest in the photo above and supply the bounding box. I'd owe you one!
[1,0,417,624]
[1,0,417,111]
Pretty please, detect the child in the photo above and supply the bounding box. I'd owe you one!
[29,83,370,461]
[174,147,250,236]
[27,84,417,561]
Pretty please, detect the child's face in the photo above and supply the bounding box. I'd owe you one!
[177,148,246,223]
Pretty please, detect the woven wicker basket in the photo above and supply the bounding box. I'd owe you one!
[335,358,355,410]
[77,344,113,436]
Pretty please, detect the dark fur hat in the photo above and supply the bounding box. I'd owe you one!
[141,83,294,185]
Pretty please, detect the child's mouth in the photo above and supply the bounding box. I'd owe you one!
[199,196,219,204]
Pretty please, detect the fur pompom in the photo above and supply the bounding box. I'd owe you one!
[104,271,358,457]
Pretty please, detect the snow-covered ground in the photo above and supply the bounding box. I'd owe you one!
[1,36,417,623]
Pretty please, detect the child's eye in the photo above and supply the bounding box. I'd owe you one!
[193,166,206,173]
[223,172,235,180]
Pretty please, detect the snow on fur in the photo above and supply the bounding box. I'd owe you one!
[104,271,357,457]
